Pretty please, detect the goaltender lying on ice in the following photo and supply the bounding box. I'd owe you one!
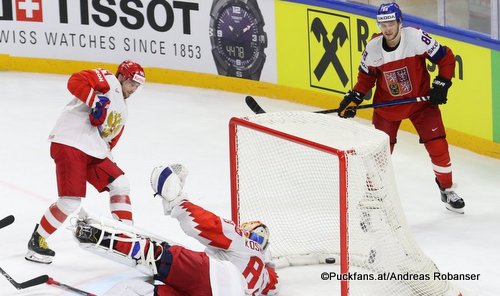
[70,163,279,296]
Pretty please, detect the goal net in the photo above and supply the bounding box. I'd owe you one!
[229,111,461,296]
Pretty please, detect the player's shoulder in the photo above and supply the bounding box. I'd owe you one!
[102,70,120,89]
[401,26,430,40]
[367,32,383,45]
[365,33,383,52]
[401,26,440,54]
[362,34,384,66]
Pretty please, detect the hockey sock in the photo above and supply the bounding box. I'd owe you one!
[424,138,452,189]
[110,195,133,225]
[39,197,81,237]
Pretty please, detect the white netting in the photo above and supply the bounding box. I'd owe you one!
[230,111,460,296]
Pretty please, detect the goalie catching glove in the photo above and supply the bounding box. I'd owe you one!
[89,95,110,126]
[429,76,452,105]
[338,90,364,118]
[150,164,189,215]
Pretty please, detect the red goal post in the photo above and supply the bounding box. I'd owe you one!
[229,112,461,296]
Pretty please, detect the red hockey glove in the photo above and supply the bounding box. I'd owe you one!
[338,90,364,118]
[429,76,452,105]
[89,96,110,126]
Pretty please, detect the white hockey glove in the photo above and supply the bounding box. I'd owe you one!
[150,164,189,215]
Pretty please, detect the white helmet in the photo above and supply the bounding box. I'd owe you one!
[241,221,270,251]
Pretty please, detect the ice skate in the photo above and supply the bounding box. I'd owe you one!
[437,180,465,214]
[25,224,55,264]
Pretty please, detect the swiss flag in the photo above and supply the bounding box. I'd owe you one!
[16,0,43,22]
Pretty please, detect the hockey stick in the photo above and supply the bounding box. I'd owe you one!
[0,267,48,289]
[245,95,430,114]
[0,215,14,229]
[47,277,97,296]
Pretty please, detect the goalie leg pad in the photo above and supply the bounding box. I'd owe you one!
[73,215,166,276]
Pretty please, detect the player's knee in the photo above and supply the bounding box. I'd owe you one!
[108,175,130,196]
[56,196,82,214]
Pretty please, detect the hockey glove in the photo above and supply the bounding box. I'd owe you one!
[151,164,189,215]
[338,90,364,118]
[429,76,452,105]
[89,96,110,126]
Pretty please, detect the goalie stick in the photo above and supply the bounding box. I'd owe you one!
[0,215,14,229]
[245,95,430,115]
[0,267,48,290]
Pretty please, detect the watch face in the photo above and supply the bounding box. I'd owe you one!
[210,1,267,79]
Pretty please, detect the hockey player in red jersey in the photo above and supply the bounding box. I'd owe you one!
[73,164,279,296]
[336,2,464,214]
[25,60,146,264]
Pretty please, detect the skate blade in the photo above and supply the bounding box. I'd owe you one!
[445,204,464,214]
[25,250,53,264]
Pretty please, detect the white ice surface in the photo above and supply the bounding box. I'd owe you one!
[0,72,498,295]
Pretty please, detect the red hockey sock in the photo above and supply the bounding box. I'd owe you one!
[39,197,80,237]
[424,138,452,188]
[39,203,68,237]
[110,195,133,225]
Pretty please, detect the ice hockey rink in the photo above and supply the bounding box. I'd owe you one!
[0,71,499,296]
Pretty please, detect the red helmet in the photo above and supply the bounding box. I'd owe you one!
[116,60,145,84]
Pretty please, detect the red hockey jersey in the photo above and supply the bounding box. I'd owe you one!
[354,27,455,121]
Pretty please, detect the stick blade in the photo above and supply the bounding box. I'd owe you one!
[245,96,266,114]
[19,275,49,289]
[0,215,15,229]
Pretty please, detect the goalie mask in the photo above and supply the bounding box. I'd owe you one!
[241,221,270,251]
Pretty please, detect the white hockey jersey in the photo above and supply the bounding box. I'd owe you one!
[171,201,279,296]
[48,69,127,159]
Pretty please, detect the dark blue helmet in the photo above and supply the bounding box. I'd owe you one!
[377,2,403,23]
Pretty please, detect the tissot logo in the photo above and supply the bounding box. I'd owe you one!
[1,0,199,34]
[0,0,43,22]
[308,10,352,94]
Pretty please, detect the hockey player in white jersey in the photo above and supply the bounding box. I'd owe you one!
[73,164,279,296]
[26,60,146,264]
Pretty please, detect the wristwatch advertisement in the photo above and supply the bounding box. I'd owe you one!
[209,0,268,81]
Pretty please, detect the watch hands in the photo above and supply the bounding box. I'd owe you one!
[242,24,253,33]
